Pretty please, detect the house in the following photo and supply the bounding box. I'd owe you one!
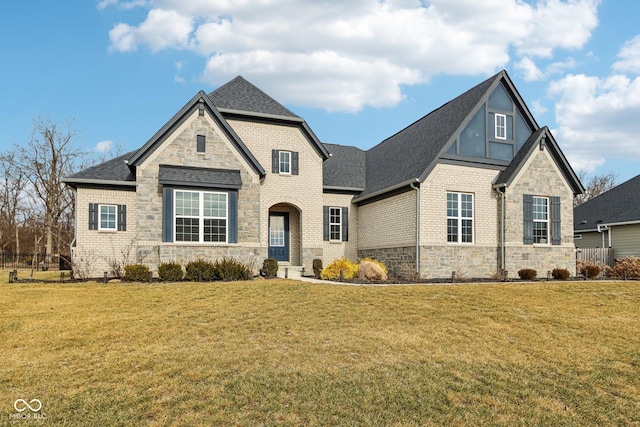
[64,70,583,279]
[574,174,640,260]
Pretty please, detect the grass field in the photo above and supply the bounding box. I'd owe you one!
[1,278,639,426]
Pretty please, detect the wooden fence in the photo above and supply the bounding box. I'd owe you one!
[576,247,615,267]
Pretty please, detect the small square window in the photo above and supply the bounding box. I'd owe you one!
[99,205,117,231]
[197,135,206,153]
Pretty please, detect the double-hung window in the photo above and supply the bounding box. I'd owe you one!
[99,205,117,231]
[329,207,342,241]
[175,190,227,243]
[495,113,506,140]
[279,151,291,174]
[447,192,473,243]
[532,196,548,244]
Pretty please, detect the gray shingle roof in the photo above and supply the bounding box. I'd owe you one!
[158,165,242,189]
[494,127,547,186]
[358,72,501,199]
[574,174,640,231]
[208,76,299,119]
[322,143,366,191]
[63,151,136,186]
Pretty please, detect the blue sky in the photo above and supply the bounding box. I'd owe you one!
[2,0,639,184]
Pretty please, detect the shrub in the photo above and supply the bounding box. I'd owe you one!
[262,258,278,278]
[518,268,537,280]
[124,264,151,282]
[157,261,183,281]
[577,261,601,278]
[214,257,249,281]
[312,259,323,278]
[185,258,217,281]
[359,257,388,274]
[611,256,640,279]
[321,257,358,280]
[552,268,570,280]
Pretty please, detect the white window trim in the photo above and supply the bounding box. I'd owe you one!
[279,151,291,175]
[329,207,342,242]
[495,113,506,140]
[174,190,228,243]
[446,192,474,244]
[98,204,117,231]
[533,196,549,245]
[269,215,285,247]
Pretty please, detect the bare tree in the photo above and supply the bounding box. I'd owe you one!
[14,117,85,262]
[574,170,617,206]
[0,152,24,253]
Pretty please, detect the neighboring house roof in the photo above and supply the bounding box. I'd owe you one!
[208,76,300,119]
[322,143,366,192]
[574,174,640,232]
[356,71,501,201]
[63,151,137,188]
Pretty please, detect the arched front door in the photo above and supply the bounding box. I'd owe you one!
[268,212,289,262]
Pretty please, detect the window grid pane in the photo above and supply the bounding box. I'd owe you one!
[174,190,228,243]
[532,196,549,243]
[329,207,341,241]
[495,114,506,139]
[100,205,116,230]
[270,216,285,247]
[447,192,473,244]
[279,151,291,174]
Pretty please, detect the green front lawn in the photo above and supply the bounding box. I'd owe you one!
[1,280,639,426]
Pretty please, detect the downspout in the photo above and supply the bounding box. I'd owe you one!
[410,182,420,275]
[495,184,507,272]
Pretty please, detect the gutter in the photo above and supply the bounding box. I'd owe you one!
[410,182,420,275]
[354,178,420,204]
[494,183,507,272]
[62,178,136,188]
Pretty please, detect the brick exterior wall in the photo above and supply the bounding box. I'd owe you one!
[502,148,576,277]
[358,191,416,250]
[73,187,137,278]
[227,119,325,269]
[322,193,358,264]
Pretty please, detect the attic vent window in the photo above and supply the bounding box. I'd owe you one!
[495,114,506,140]
[197,135,206,153]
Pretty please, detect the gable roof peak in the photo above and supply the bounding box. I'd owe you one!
[207,75,300,119]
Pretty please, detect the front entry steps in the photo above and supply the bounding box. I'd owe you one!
[276,265,306,279]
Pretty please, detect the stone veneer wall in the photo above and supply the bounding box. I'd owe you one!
[133,109,263,274]
[357,246,416,279]
[502,147,576,277]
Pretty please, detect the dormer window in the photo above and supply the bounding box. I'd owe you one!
[495,114,506,140]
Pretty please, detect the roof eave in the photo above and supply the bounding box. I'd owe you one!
[62,177,136,188]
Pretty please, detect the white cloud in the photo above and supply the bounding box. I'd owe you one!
[613,35,640,74]
[548,73,640,170]
[95,140,113,152]
[516,57,577,81]
[98,0,147,11]
[106,0,601,111]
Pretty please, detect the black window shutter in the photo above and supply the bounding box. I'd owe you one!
[272,150,279,174]
[523,194,534,244]
[228,191,238,244]
[551,196,561,245]
[197,135,206,153]
[341,207,349,241]
[323,206,329,241]
[162,188,174,242]
[89,203,98,230]
[292,151,299,175]
[117,205,127,231]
